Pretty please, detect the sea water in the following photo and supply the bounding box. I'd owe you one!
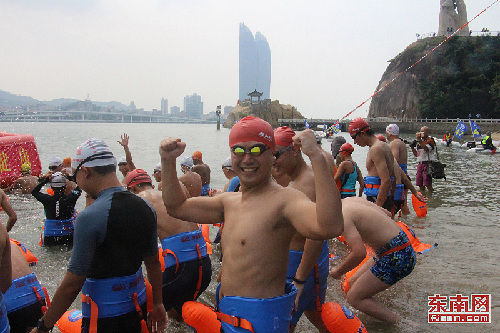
[1,122,499,332]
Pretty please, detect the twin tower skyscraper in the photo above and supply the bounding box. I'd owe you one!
[239,23,271,102]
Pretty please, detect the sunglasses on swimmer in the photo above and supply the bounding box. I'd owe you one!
[231,144,269,157]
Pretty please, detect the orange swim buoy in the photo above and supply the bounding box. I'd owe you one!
[340,246,375,293]
[182,301,221,333]
[396,221,436,254]
[411,192,427,217]
[10,239,38,266]
[321,302,367,333]
[57,309,82,333]
[199,224,213,255]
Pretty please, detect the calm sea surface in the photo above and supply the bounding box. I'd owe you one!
[1,122,499,332]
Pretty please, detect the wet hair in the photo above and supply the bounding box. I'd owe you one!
[365,129,375,136]
[91,164,116,176]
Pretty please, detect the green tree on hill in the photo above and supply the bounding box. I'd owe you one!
[418,36,500,118]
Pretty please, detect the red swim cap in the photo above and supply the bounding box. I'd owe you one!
[192,151,202,160]
[348,118,370,136]
[376,134,387,142]
[229,116,275,152]
[339,143,354,153]
[126,169,152,189]
[273,126,295,146]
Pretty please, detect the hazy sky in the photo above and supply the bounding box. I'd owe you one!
[1,0,498,119]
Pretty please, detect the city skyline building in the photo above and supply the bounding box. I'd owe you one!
[170,105,180,116]
[161,97,168,116]
[239,23,271,102]
[183,93,203,118]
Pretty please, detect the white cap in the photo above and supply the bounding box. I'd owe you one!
[154,162,162,172]
[222,156,232,169]
[386,124,399,136]
[50,172,67,188]
[180,156,193,168]
[72,138,117,170]
[118,156,127,165]
[48,157,63,168]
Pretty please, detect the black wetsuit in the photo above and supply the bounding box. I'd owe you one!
[31,178,81,245]
[67,187,158,332]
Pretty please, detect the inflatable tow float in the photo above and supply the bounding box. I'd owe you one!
[0,132,42,187]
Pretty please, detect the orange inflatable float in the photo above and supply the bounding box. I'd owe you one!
[182,301,221,333]
[321,302,367,333]
[396,221,437,254]
[0,132,42,187]
[412,192,427,217]
[57,309,82,333]
[10,239,38,266]
[200,224,213,255]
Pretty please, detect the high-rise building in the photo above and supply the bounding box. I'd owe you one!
[183,93,203,119]
[161,98,168,116]
[170,106,180,116]
[239,23,271,102]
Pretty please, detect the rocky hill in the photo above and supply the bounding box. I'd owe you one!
[369,36,500,119]
[224,100,304,128]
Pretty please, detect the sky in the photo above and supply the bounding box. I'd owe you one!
[1,0,499,119]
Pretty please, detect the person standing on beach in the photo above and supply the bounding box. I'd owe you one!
[333,143,364,199]
[330,197,416,323]
[386,124,411,214]
[160,117,343,332]
[349,118,395,213]
[4,163,39,195]
[126,169,212,323]
[273,126,338,332]
[153,162,163,190]
[117,133,136,186]
[31,172,81,246]
[30,138,166,333]
[191,151,211,196]
[410,126,436,192]
[4,242,48,332]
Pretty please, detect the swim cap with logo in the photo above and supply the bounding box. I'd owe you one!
[229,116,275,152]
[126,169,152,189]
[50,172,67,188]
[21,163,31,174]
[273,126,295,147]
[72,138,116,171]
[386,124,399,136]
[339,143,354,153]
[348,118,370,136]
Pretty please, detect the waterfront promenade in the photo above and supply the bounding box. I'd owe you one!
[279,117,500,134]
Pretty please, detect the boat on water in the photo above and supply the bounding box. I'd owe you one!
[466,146,497,154]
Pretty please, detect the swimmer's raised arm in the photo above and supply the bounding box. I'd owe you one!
[160,138,224,224]
[291,130,343,238]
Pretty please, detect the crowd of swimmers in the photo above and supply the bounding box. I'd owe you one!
[0,116,436,332]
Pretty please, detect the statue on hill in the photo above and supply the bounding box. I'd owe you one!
[438,0,469,37]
